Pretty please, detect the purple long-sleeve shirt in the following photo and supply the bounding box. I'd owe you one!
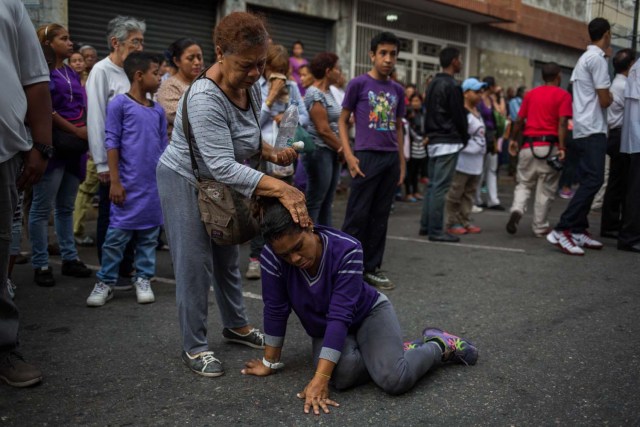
[104,94,168,229]
[260,226,380,363]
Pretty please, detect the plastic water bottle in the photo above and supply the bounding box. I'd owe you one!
[274,105,300,150]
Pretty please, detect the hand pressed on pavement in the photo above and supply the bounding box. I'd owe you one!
[297,375,339,415]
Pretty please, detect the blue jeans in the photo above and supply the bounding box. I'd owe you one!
[555,134,607,233]
[96,226,160,284]
[419,151,459,236]
[303,147,340,226]
[29,166,80,268]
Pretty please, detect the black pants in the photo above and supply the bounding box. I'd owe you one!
[405,157,425,195]
[97,182,134,275]
[619,153,640,248]
[601,128,630,234]
[555,134,607,232]
[342,151,399,272]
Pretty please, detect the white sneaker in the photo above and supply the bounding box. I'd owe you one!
[471,205,484,214]
[546,230,584,256]
[87,282,114,307]
[245,258,261,280]
[6,278,16,300]
[134,277,155,304]
[571,232,603,250]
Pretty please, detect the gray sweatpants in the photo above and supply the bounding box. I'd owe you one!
[157,163,250,354]
[312,299,441,395]
[0,155,21,353]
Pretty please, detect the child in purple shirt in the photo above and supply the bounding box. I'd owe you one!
[339,32,406,291]
[241,198,478,416]
[86,52,168,307]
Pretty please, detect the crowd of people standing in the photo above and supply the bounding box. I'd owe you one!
[1,3,637,416]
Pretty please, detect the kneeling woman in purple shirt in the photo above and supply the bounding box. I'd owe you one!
[242,198,478,415]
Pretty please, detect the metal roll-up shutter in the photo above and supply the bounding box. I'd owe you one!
[247,5,334,60]
[68,0,217,64]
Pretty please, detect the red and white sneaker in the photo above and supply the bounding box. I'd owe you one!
[546,230,585,256]
[571,232,603,250]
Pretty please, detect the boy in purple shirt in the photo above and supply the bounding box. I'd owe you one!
[241,199,477,416]
[86,52,168,307]
[339,32,405,290]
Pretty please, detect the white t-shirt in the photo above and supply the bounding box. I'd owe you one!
[622,60,640,154]
[570,45,611,139]
[0,0,50,162]
[86,57,130,173]
[608,73,626,129]
[456,110,486,175]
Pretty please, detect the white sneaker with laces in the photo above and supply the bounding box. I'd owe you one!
[87,282,114,306]
[471,205,484,214]
[6,279,16,300]
[546,230,584,255]
[134,277,155,304]
[571,232,603,249]
[245,258,261,280]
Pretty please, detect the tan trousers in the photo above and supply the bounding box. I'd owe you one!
[510,146,561,234]
[446,171,480,228]
[73,158,99,236]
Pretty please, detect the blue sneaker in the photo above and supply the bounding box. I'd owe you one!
[422,327,478,365]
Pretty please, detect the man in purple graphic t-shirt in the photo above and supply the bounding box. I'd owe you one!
[338,31,405,291]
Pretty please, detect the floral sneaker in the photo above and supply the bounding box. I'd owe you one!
[403,339,423,352]
[422,327,478,365]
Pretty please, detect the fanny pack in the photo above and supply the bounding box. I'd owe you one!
[182,68,260,246]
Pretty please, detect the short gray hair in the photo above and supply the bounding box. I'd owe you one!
[106,16,146,52]
[79,45,97,54]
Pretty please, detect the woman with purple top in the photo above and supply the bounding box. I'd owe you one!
[289,41,309,96]
[30,24,92,287]
[241,198,478,416]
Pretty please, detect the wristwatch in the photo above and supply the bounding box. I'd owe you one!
[32,142,54,159]
[262,357,285,370]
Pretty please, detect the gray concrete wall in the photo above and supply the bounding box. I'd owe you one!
[469,25,582,89]
[22,0,66,28]
[218,0,354,76]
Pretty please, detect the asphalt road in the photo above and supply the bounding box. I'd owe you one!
[1,179,639,426]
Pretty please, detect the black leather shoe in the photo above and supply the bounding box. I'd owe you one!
[428,233,460,243]
[61,259,92,278]
[600,230,619,239]
[34,267,55,287]
[506,211,522,234]
[617,242,640,253]
[487,204,506,211]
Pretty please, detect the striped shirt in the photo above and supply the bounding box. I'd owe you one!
[260,226,381,364]
[159,78,264,197]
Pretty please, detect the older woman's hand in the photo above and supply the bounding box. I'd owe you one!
[278,183,310,227]
[270,147,298,166]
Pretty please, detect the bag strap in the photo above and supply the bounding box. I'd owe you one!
[182,66,262,183]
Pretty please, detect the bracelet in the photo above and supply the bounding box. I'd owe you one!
[315,371,331,379]
[262,357,285,370]
[558,147,566,151]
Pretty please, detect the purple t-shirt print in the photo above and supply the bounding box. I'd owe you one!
[342,74,405,152]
